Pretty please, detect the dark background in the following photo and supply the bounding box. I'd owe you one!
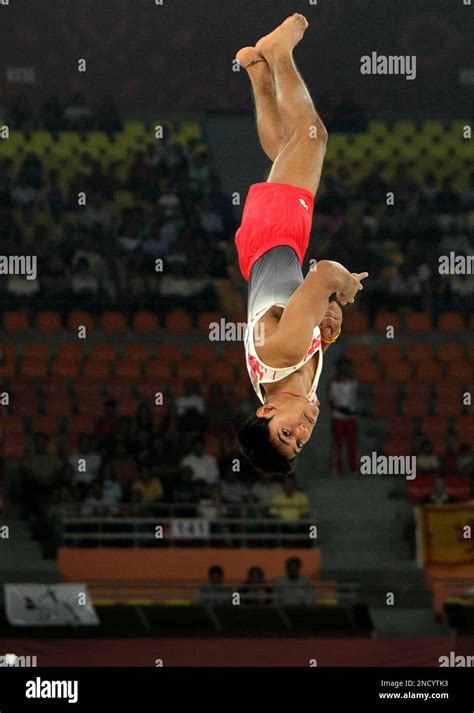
[0,0,473,116]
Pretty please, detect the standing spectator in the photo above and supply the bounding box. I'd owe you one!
[274,557,315,606]
[180,437,219,486]
[328,357,358,475]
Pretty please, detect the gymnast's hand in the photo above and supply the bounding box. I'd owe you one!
[320,300,342,341]
[336,271,369,306]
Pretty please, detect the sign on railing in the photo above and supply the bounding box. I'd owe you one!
[170,519,210,539]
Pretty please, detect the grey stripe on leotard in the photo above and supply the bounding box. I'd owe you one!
[247,246,303,318]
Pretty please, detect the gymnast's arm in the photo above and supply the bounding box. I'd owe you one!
[255,260,367,368]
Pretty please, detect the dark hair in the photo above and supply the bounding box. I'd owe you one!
[208,565,223,577]
[237,414,296,475]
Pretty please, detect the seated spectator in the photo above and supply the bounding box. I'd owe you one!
[70,257,99,298]
[239,566,272,606]
[109,443,139,494]
[269,477,310,521]
[20,433,62,517]
[416,439,441,475]
[197,484,222,520]
[130,464,164,505]
[101,462,123,504]
[219,467,249,516]
[80,480,114,516]
[93,399,120,451]
[68,434,102,500]
[175,378,206,418]
[250,475,283,515]
[199,565,233,606]
[180,437,219,486]
[421,477,458,505]
[171,466,200,516]
[64,92,93,130]
[456,444,474,479]
[274,557,315,606]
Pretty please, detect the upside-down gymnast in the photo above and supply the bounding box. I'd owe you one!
[235,14,368,474]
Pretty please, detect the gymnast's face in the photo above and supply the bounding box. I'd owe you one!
[256,395,319,458]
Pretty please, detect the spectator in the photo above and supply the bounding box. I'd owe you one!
[239,566,272,606]
[219,468,249,515]
[180,437,219,485]
[328,357,359,475]
[101,462,123,504]
[199,565,233,605]
[171,466,200,516]
[456,444,474,479]
[130,464,164,504]
[274,557,315,606]
[197,484,222,520]
[250,475,283,514]
[421,477,458,505]
[64,93,93,130]
[175,378,206,418]
[20,433,62,517]
[70,257,100,298]
[416,439,441,475]
[68,435,102,500]
[269,477,310,521]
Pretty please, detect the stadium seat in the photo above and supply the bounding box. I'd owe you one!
[354,359,380,382]
[401,396,430,418]
[132,311,160,333]
[376,344,402,364]
[444,475,471,502]
[188,344,217,364]
[90,343,118,364]
[405,313,432,333]
[446,360,472,382]
[0,343,16,362]
[123,343,151,363]
[144,362,174,381]
[175,361,205,381]
[407,344,433,365]
[57,343,84,363]
[342,311,369,334]
[407,475,436,503]
[345,344,372,362]
[157,344,182,363]
[166,310,193,334]
[100,312,128,333]
[35,311,62,332]
[83,359,111,381]
[51,359,80,380]
[67,311,95,333]
[197,312,220,334]
[114,359,142,381]
[374,312,400,333]
[24,343,50,360]
[3,310,29,332]
[384,362,412,382]
[414,361,444,383]
[20,357,49,379]
[438,312,465,333]
[421,417,450,443]
[437,343,465,364]
[456,417,474,443]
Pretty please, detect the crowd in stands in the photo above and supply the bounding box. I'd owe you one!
[14,386,313,554]
[1,96,473,320]
[199,556,315,606]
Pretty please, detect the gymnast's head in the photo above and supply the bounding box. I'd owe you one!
[237,392,319,474]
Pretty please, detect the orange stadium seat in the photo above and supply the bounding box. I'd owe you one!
[221,344,244,365]
[374,312,400,333]
[24,343,50,360]
[354,359,380,382]
[83,359,111,381]
[51,358,80,380]
[144,361,174,381]
[342,311,369,334]
[0,416,23,438]
[344,344,372,362]
[67,311,95,333]
[421,416,450,443]
[433,398,462,418]
[166,309,192,334]
[132,311,160,333]
[384,434,412,456]
[405,313,432,333]
[209,363,236,383]
[456,416,474,442]
[376,344,402,364]
[407,343,433,365]
[35,311,62,332]
[0,343,16,361]
[67,414,96,435]
[0,361,16,380]
[123,343,151,363]
[100,312,128,333]
[401,396,430,418]
[21,357,49,379]
[3,310,29,332]
[114,358,142,381]
[372,382,400,402]
[372,394,399,418]
[157,344,182,363]
[197,311,221,334]
[384,362,412,382]
[2,436,24,459]
[57,343,84,363]
[407,475,436,503]
[446,360,472,382]
[403,381,431,400]
[175,361,205,381]
[414,361,444,383]
[438,312,465,332]
[188,344,217,364]
[31,414,61,437]
[437,342,465,363]
[435,380,461,400]
[90,343,118,364]
[444,475,471,501]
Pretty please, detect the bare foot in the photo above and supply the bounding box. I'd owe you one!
[236,46,266,71]
[256,14,308,62]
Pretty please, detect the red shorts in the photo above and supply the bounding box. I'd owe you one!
[235,182,314,281]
